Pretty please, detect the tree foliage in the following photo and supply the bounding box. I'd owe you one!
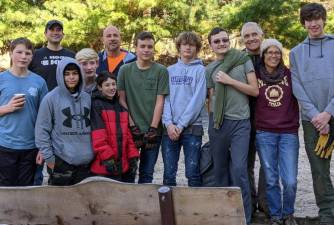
[0,0,333,53]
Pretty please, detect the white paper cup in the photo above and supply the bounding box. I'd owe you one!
[14,93,25,98]
[14,93,25,107]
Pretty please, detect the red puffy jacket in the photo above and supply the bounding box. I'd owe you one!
[90,92,139,175]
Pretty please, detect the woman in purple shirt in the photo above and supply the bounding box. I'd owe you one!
[255,39,299,225]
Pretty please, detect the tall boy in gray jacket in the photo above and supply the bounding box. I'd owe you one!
[162,32,206,187]
[35,57,93,186]
[290,3,334,224]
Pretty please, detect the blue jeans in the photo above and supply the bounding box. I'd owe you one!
[162,134,202,187]
[256,131,299,219]
[138,136,162,184]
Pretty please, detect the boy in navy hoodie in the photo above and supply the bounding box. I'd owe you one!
[35,57,93,186]
[162,32,206,187]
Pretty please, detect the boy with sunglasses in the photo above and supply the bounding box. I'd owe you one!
[206,27,259,225]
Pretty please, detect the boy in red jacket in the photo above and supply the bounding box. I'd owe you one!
[90,71,139,182]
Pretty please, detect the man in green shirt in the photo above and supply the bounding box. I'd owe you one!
[118,31,169,183]
[206,27,259,225]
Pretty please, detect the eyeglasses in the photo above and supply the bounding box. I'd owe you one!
[212,38,229,44]
[265,51,281,57]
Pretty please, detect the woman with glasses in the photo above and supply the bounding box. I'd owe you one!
[255,39,299,225]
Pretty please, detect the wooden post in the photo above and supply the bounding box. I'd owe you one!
[158,186,176,225]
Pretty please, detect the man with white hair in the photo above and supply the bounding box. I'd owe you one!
[241,22,268,216]
[241,22,263,69]
[97,25,136,76]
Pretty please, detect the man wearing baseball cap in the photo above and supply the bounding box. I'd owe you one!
[29,19,75,91]
[29,19,75,185]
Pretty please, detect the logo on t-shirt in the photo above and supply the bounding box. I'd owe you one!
[171,76,193,85]
[258,76,289,108]
[28,87,38,97]
[62,107,90,129]
[41,56,67,66]
[265,85,283,107]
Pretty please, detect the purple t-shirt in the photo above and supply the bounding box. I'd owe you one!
[255,67,299,133]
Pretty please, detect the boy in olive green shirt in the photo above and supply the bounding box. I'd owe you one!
[118,31,169,183]
[206,27,259,225]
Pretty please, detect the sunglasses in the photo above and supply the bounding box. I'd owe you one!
[212,38,229,44]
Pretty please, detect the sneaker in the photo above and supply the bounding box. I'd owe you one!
[270,218,283,225]
[284,215,298,225]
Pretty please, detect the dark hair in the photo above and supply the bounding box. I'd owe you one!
[64,63,80,72]
[134,31,155,46]
[300,3,327,25]
[175,31,202,53]
[96,71,116,87]
[63,63,82,92]
[10,37,34,54]
[208,27,229,45]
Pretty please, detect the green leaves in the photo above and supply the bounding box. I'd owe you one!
[0,0,333,53]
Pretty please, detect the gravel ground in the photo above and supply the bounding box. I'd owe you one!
[152,116,333,218]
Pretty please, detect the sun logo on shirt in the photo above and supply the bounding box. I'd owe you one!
[265,85,283,107]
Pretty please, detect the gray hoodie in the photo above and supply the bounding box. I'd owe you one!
[290,35,334,121]
[35,57,94,165]
[162,59,206,130]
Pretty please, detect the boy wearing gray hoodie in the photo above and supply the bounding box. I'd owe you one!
[35,57,94,186]
[290,3,334,224]
[162,32,206,187]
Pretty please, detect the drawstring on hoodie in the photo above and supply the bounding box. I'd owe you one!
[321,39,323,58]
[308,37,324,58]
[308,38,310,57]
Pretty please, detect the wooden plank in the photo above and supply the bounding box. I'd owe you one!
[172,186,246,225]
[0,177,246,225]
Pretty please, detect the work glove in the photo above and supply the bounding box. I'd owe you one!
[128,158,138,175]
[143,127,159,149]
[314,134,334,159]
[130,125,144,148]
[102,158,119,174]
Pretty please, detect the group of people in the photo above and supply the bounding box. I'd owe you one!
[0,2,333,225]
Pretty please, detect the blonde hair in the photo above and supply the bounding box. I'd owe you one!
[75,48,98,62]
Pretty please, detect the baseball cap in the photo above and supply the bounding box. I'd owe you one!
[45,20,63,31]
